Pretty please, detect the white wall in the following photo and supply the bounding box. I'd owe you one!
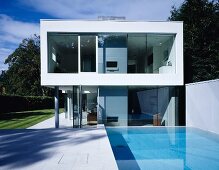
[41,20,183,86]
[186,79,219,134]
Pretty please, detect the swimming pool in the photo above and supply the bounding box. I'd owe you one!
[106,127,219,170]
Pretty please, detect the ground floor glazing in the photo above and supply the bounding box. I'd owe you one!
[61,86,184,128]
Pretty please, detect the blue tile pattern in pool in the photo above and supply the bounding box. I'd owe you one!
[106,127,219,170]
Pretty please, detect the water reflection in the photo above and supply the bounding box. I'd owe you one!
[106,127,219,170]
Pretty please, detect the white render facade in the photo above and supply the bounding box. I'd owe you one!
[40,20,184,128]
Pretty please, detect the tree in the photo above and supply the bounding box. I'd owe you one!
[169,0,219,83]
[1,35,52,96]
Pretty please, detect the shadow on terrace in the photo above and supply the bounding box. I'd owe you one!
[0,128,105,169]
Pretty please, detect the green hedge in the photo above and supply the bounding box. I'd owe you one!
[0,95,63,113]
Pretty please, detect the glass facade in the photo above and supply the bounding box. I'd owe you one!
[48,33,175,74]
[128,34,175,74]
[128,87,179,126]
[97,86,180,127]
[98,34,127,73]
[48,33,78,73]
[64,86,183,127]
[80,35,96,72]
[64,86,98,128]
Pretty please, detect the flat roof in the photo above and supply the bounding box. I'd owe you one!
[40,19,183,23]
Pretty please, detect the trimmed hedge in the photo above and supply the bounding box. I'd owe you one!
[0,95,63,113]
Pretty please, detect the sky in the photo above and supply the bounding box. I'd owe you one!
[0,0,184,71]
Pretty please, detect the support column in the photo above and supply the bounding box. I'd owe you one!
[67,93,70,119]
[79,85,82,128]
[97,87,102,124]
[72,86,75,128]
[55,86,59,128]
[69,93,73,120]
[64,93,67,119]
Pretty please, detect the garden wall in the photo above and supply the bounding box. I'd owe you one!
[186,79,219,134]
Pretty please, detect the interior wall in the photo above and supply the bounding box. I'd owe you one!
[105,48,127,73]
[153,37,175,73]
[98,87,128,126]
[137,89,157,114]
[167,37,176,72]
[98,48,127,73]
[158,87,176,126]
[98,48,104,73]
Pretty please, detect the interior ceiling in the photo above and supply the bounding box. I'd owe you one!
[50,86,167,93]
[50,34,173,48]
[52,36,78,49]
[127,35,173,60]
[50,34,173,60]
[60,86,98,93]
[128,35,172,49]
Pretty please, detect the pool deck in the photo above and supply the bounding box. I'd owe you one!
[0,114,118,170]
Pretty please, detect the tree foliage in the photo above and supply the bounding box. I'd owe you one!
[169,0,219,83]
[0,35,52,96]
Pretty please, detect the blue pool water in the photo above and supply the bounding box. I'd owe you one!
[106,127,219,170]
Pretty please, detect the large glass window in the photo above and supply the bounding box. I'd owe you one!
[127,34,147,73]
[127,34,175,74]
[80,36,96,72]
[98,33,175,74]
[98,34,127,73]
[128,87,179,126]
[47,32,175,74]
[48,33,78,73]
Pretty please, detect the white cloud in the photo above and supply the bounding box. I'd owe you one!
[0,15,39,71]
[21,0,184,20]
[0,14,39,45]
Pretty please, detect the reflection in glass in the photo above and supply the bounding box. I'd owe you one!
[127,34,175,74]
[80,36,96,72]
[98,34,127,73]
[48,33,78,73]
[128,87,179,126]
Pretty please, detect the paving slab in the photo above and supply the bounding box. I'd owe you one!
[0,126,118,170]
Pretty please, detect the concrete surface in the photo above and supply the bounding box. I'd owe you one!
[29,112,73,129]
[0,115,118,170]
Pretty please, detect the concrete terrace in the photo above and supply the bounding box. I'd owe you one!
[0,114,118,170]
[29,112,74,129]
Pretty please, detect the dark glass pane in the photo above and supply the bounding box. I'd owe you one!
[80,36,96,72]
[48,33,78,73]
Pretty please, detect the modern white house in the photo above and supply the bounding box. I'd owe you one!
[40,19,183,128]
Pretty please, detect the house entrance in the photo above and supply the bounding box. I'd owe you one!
[71,86,97,128]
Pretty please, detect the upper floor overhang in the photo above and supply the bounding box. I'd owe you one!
[41,20,183,86]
